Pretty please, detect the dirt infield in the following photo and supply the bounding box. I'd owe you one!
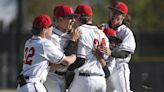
[0,89,16,92]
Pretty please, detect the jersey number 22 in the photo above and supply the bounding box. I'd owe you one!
[24,47,35,65]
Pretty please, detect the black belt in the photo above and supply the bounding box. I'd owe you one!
[54,71,66,76]
[79,73,103,76]
[17,75,43,87]
[24,76,29,79]
[17,75,27,87]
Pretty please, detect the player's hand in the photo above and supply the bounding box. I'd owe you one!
[110,42,117,49]
[70,28,81,42]
[92,48,107,67]
[97,24,105,30]
[98,46,112,56]
[92,48,103,60]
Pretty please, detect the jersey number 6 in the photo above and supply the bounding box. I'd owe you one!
[24,47,35,65]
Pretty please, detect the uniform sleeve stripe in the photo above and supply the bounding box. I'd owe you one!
[77,54,86,58]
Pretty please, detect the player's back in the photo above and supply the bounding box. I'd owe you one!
[76,24,109,75]
[78,24,109,49]
[22,36,52,81]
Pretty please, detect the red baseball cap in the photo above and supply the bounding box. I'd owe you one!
[74,4,93,17]
[104,28,122,43]
[33,14,52,28]
[53,5,77,18]
[109,1,128,16]
[103,28,116,37]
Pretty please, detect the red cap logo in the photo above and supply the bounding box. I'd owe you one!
[75,4,93,17]
[109,1,128,16]
[33,14,52,28]
[53,5,75,18]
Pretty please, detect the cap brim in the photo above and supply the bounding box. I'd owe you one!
[108,36,122,44]
[108,7,124,14]
[66,14,80,18]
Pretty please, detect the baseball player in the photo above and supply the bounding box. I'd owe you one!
[17,14,77,92]
[95,28,123,92]
[102,1,136,92]
[44,5,80,92]
[92,28,119,78]
[68,4,110,92]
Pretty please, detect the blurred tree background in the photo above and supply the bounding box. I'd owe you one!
[0,0,164,92]
[22,0,164,32]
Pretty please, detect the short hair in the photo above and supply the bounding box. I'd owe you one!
[31,26,43,35]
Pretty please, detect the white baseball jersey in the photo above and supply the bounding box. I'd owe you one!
[104,24,136,92]
[50,27,70,71]
[76,24,110,75]
[69,24,109,92]
[115,25,135,53]
[106,57,116,74]
[104,24,136,63]
[44,27,70,92]
[51,27,70,52]
[105,57,116,92]
[22,36,65,82]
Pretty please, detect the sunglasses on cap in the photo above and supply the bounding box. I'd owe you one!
[66,14,80,19]
[53,14,79,21]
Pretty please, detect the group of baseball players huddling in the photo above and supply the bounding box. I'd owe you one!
[17,1,136,92]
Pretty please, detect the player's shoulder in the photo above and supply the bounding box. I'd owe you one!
[117,24,133,35]
[51,33,60,40]
[52,27,70,38]
[118,25,131,32]
[79,24,103,33]
[51,28,63,42]
[79,24,104,36]
[79,24,98,30]
[25,36,54,49]
[40,38,54,48]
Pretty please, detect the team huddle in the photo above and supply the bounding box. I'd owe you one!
[17,1,136,92]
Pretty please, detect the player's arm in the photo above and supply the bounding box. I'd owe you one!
[64,28,81,56]
[67,30,87,71]
[64,40,77,56]
[49,54,77,70]
[62,28,84,67]
[102,44,130,58]
[111,41,131,58]
[111,29,135,58]
[61,54,77,66]
[67,57,85,71]
[111,49,131,58]
[44,40,76,66]
[66,42,86,71]
[93,48,110,78]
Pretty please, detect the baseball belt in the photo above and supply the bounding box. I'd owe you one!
[54,71,66,76]
[79,72,103,76]
[17,74,28,87]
